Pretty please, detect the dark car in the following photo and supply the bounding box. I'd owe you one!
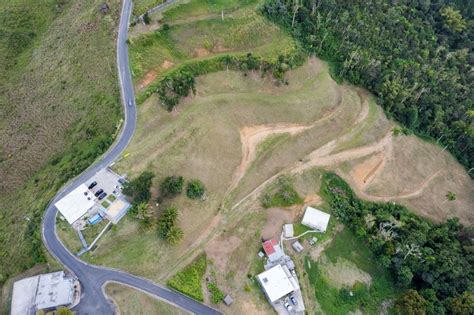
[118,178,126,184]
[88,181,97,190]
[290,295,297,305]
[98,192,107,200]
[94,188,104,197]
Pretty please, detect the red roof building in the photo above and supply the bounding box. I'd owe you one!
[262,239,283,262]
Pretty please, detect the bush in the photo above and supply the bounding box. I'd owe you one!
[167,254,207,301]
[261,175,303,208]
[160,176,184,196]
[207,282,225,304]
[186,179,205,199]
[157,205,179,241]
[122,171,154,204]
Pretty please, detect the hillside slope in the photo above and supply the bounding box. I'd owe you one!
[0,0,121,285]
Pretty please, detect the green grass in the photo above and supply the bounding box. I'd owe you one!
[0,0,121,285]
[133,0,166,16]
[82,220,109,245]
[167,253,207,301]
[161,0,259,22]
[101,200,110,208]
[305,227,396,314]
[129,2,296,96]
[107,194,117,202]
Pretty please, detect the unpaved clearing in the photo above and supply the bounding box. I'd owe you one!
[205,234,241,272]
[319,256,372,289]
[261,208,298,240]
[139,69,157,89]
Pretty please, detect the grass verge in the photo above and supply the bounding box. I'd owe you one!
[167,253,207,301]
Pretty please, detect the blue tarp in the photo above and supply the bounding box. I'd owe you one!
[88,213,103,225]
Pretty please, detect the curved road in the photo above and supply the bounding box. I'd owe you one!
[41,1,221,314]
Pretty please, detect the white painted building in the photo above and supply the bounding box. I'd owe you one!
[301,206,331,232]
[55,184,95,224]
[257,264,295,303]
[11,271,76,315]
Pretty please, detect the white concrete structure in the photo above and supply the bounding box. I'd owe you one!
[283,224,294,238]
[257,264,295,303]
[55,184,95,224]
[301,206,331,232]
[11,271,75,315]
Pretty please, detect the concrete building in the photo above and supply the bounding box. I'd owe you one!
[55,184,95,224]
[257,264,295,303]
[301,206,331,232]
[263,239,284,262]
[283,224,294,238]
[11,271,78,315]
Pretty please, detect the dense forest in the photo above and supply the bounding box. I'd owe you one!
[322,173,473,314]
[261,0,474,175]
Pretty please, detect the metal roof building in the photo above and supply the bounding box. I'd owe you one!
[262,239,284,262]
[301,206,331,232]
[55,184,95,224]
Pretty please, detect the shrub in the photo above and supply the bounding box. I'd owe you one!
[157,205,178,240]
[207,282,225,304]
[261,175,303,208]
[160,176,184,196]
[122,171,154,204]
[167,254,207,301]
[186,179,205,199]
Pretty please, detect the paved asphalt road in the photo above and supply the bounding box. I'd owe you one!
[41,1,221,314]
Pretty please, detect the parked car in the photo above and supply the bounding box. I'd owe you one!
[290,295,297,305]
[118,178,126,184]
[98,192,107,200]
[94,189,104,197]
[88,181,97,190]
[284,301,293,311]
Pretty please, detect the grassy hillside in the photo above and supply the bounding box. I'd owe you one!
[0,0,121,286]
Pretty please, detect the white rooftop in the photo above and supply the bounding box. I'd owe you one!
[302,206,331,232]
[55,184,95,224]
[257,264,295,303]
[11,271,74,315]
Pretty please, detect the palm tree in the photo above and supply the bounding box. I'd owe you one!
[166,226,184,244]
[446,191,457,201]
[136,202,151,220]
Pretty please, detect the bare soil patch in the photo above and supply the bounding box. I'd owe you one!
[261,207,298,240]
[205,234,242,272]
[139,69,157,89]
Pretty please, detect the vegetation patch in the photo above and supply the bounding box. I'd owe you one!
[157,205,183,244]
[321,172,473,314]
[123,171,155,204]
[167,254,207,301]
[261,0,474,174]
[186,179,206,200]
[160,175,184,197]
[207,281,225,304]
[261,175,303,208]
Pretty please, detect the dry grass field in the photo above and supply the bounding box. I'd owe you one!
[74,55,473,313]
[105,282,189,315]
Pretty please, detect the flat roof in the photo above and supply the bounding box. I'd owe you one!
[11,271,74,315]
[302,206,331,232]
[55,184,95,224]
[102,197,131,224]
[257,264,295,302]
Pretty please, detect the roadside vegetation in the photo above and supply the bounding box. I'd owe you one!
[261,0,474,174]
[167,254,207,301]
[0,0,121,287]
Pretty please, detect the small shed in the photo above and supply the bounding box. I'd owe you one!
[223,294,233,306]
[301,206,331,232]
[283,224,294,238]
[292,241,304,253]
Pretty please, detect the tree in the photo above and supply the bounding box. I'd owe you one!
[446,191,457,201]
[446,292,474,315]
[440,7,466,33]
[186,179,205,199]
[165,226,184,244]
[143,12,150,25]
[160,176,184,197]
[122,171,155,204]
[395,290,427,315]
[56,307,75,315]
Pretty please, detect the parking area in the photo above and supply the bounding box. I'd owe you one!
[85,168,125,203]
